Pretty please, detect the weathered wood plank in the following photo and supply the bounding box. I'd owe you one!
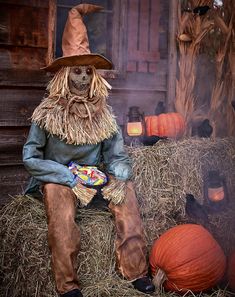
[138,0,149,72]
[0,0,48,9]
[121,70,167,90]
[167,0,178,111]
[47,0,56,65]
[0,127,29,165]
[130,50,160,62]
[0,89,44,126]
[0,47,48,70]
[0,147,24,165]
[149,0,160,73]
[0,69,117,87]
[0,126,29,147]
[0,4,48,48]
[126,0,161,73]
[150,0,160,52]
[111,0,128,73]
[0,69,50,87]
[127,0,138,72]
[0,165,28,183]
[0,165,30,205]
[158,0,169,60]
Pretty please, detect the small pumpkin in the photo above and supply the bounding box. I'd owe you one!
[145,113,185,139]
[228,251,235,291]
[150,224,226,293]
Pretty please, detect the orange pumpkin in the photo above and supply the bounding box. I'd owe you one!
[228,251,235,291]
[145,113,185,139]
[150,224,226,293]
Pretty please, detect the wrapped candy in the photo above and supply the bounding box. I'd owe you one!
[68,161,108,187]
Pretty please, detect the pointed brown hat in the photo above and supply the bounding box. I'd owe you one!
[42,4,113,72]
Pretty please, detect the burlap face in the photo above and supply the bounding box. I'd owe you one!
[61,66,102,120]
[68,66,93,95]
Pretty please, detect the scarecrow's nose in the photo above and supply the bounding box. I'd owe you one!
[82,76,86,81]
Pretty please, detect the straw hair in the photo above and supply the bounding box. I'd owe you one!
[32,66,118,145]
[46,66,111,99]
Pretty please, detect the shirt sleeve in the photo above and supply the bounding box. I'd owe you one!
[23,123,77,188]
[102,128,132,181]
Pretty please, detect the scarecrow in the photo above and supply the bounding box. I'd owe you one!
[23,4,155,297]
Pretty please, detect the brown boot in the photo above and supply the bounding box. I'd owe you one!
[43,183,81,294]
[108,181,148,280]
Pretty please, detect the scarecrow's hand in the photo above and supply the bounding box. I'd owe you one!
[113,163,132,181]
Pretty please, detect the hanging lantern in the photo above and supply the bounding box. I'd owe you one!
[203,170,228,212]
[126,106,145,137]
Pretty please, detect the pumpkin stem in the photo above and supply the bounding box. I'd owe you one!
[152,268,167,288]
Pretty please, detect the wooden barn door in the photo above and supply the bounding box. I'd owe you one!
[126,0,160,73]
[109,0,168,137]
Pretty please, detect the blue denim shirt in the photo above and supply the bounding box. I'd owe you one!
[23,123,132,197]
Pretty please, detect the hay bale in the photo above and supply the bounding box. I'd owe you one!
[1,137,235,297]
[129,137,235,253]
[0,196,54,297]
[0,196,150,297]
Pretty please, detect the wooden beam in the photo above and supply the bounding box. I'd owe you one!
[0,165,30,205]
[0,69,49,87]
[0,89,44,126]
[0,0,48,8]
[112,0,128,74]
[0,4,48,48]
[167,0,178,111]
[47,0,57,66]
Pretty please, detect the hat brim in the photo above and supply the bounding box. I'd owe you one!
[42,54,113,72]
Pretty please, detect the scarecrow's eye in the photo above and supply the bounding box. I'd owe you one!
[86,67,92,75]
[74,67,82,74]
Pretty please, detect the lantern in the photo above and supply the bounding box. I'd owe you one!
[203,170,228,212]
[126,106,145,137]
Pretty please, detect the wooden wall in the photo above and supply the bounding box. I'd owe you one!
[0,0,170,205]
[0,0,50,204]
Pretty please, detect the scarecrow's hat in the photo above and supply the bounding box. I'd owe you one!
[42,3,113,72]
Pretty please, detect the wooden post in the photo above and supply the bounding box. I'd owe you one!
[47,0,57,65]
[167,0,178,111]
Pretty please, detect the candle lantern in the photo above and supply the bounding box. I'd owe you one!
[203,170,228,212]
[126,106,145,137]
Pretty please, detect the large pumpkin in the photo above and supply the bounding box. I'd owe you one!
[228,251,235,291]
[150,224,226,293]
[145,113,185,139]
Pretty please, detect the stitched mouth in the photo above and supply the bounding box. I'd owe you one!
[71,80,89,90]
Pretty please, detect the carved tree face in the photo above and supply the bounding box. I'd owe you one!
[68,65,93,95]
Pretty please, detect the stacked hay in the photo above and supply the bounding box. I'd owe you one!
[129,138,235,254]
[1,138,235,297]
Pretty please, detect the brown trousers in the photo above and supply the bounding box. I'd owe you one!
[43,182,148,294]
